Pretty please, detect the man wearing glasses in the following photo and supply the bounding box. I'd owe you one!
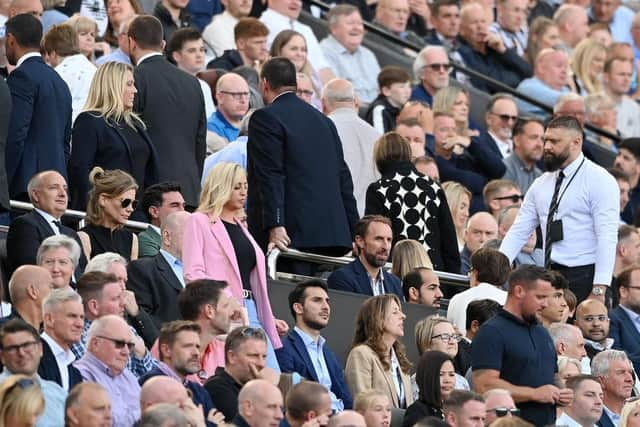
[483,179,523,220]
[208,73,250,145]
[410,46,450,107]
[482,389,518,426]
[574,300,613,362]
[73,314,141,427]
[478,94,519,159]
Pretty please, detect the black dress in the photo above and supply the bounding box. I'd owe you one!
[80,223,133,261]
[222,220,256,291]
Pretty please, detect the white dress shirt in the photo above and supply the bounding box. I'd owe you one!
[446,283,507,335]
[41,332,76,391]
[35,208,61,235]
[16,52,41,68]
[555,411,590,427]
[488,131,512,158]
[202,11,238,57]
[260,8,330,73]
[55,54,97,123]
[500,153,619,285]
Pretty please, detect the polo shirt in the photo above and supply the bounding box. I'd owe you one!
[204,367,243,420]
[472,308,557,427]
[207,110,240,143]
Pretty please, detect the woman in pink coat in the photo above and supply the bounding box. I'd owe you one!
[183,162,285,370]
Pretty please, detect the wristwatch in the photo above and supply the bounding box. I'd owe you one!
[592,287,605,296]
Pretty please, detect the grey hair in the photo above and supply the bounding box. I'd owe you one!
[138,403,191,427]
[87,314,126,342]
[413,45,447,79]
[26,172,46,203]
[322,79,355,104]
[548,323,580,346]
[85,252,127,273]
[42,288,82,315]
[591,349,630,377]
[553,92,584,113]
[584,92,615,116]
[37,234,81,268]
[326,3,359,26]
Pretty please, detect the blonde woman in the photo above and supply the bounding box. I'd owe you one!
[570,39,606,95]
[620,398,640,426]
[0,374,45,427]
[354,390,392,427]
[432,87,479,137]
[441,181,471,251]
[78,167,139,261]
[391,239,433,279]
[65,15,110,61]
[69,61,158,211]
[182,162,284,371]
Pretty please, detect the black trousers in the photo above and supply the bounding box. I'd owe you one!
[549,263,595,303]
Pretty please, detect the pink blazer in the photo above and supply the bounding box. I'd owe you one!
[183,212,282,349]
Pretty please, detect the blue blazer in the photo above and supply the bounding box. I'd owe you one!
[327,257,404,300]
[475,130,504,159]
[596,411,616,427]
[609,306,640,374]
[37,338,83,390]
[275,330,353,409]
[6,56,72,200]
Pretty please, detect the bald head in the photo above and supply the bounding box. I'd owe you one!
[574,299,609,343]
[216,72,249,93]
[464,212,498,253]
[535,49,568,90]
[8,0,42,18]
[322,78,356,114]
[238,379,284,427]
[160,211,191,256]
[9,265,52,302]
[216,73,250,123]
[328,411,366,427]
[140,376,189,410]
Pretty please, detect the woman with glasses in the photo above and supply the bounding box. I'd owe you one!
[0,375,45,427]
[69,61,158,212]
[78,167,139,261]
[345,294,413,409]
[365,132,460,273]
[402,351,454,426]
[414,316,469,396]
[183,163,284,371]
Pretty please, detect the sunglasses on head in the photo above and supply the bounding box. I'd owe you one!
[490,408,520,417]
[120,198,138,210]
[97,335,136,351]
[493,194,524,203]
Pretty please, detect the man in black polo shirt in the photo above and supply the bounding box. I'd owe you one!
[472,264,573,426]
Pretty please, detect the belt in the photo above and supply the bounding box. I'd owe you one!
[243,289,253,300]
[549,262,595,270]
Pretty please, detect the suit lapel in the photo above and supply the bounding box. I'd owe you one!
[112,123,133,165]
[31,211,56,236]
[373,354,399,407]
[353,258,374,296]
[154,253,183,292]
[291,332,319,382]
[210,219,243,285]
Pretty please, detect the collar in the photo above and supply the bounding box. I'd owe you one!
[82,351,122,378]
[160,248,182,266]
[499,307,540,327]
[271,90,295,103]
[510,152,535,172]
[16,52,40,68]
[585,337,614,350]
[156,361,184,383]
[358,256,384,282]
[262,8,297,26]
[488,131,511,147]
[294,326,325,347]
[329,107,358,119]
[34,208,61,224]
[137,52,163,66]
[221,10,238,23]
[214,110,239,130]
[327,35,358,55]
[58,53,91,68]
[561,153,585,178]
[41,331,74,360]
[150,224,160,235]
[603,405,621,422]
[620,304,640,322]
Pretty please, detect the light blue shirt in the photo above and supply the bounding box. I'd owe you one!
[201,136,247,185]
[588,5,634,44]
[603,405,620,426]
[95,48,133,66]
[0,369,67,427]
[207,110,240,142]
[34,208,61,234]
[516,77,570,116]
[294,327,344,411]
[619,304,640,335]
[160,249,185,287]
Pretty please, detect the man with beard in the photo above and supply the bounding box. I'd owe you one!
[574,300,614,361]
[402,267,444,310]
[500,116,619,304]
[472,265,573,427]
[276,280,353,410]
[139,321,216,424]
[503,117,544,195]
[327,216,403,299]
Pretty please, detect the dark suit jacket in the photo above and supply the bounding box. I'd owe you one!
[0,79,11,211]
[247,92,359,252]
[475,130,504,159]
[6,56,72,200]
[6,210,87,278]
[275,330,353,409]
[68,112,159,211]
[327,257,403,300]
[609,306,640,374]
[37,338,83,390]
[458,42,532,93]
[596,411,616,427]
[133,54,206,207]
[126,253,183,329]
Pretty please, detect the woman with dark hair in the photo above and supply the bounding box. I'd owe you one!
[104,0,142,47]
[364,132,460,273]
[345,294,413,409]
[402,351,455,427]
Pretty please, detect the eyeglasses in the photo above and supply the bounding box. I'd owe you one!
[493,194,524,203]
[119,198,138,210]
[580,315,608,323]
[297,89,314,97]
[2,341,39,355]
[488,408,521,417]
[97,335,136,351]
[432,333,462,343]
[220,90,250,100]
[489,112,519,122]
[423,63,452,72]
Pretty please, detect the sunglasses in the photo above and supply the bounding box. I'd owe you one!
[97,335,136,351]
[119,198,138,210]
[494,194,524,203]
[490,112,518,122]
[424,63,452,72]
[489,408,521,417]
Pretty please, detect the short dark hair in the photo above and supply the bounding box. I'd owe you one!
[178,279,227,321]
[513,116,544,137]
[286,381,330,421]
[261,57,297,91]
[618,138,640,161]
[442,390,484,414]
[609,168,630,184]
[0,318,40,348]
[377,66,411,90]
[470,248,511,287]
[465,299,501,331]
[619,224,639,244]
[616,265,640,298]
[402,269,424,301]
[141,182,182,222]
[167,27,202,63]
[354,215,392,242]
[548,270,569,290]
[224,326,267,363]
[565,374,600,391]
[507,264,554,294]
[128,15,163,50]
[5,14,43,49]
[76,271,120,306]
[288,279,328,319]
[546,115,583,134]
[158,320,202,360]
[416,350,454,408]
[429,0,459,16]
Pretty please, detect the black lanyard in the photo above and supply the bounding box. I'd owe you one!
[549,157,586,218]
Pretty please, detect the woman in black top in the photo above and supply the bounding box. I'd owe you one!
[78,167,138,261]
[69,61,158,211]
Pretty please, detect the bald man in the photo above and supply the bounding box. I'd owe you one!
[322,78,380,216]
[65,382,113,427]
[141,376,191,411]
[208,73,250,143]
[327,411,366,427]
[237,379,284,427]
[574,299,613,361]
[127,211,191,327]
[0,265,53,330]
[554,5,589,52]
[516,49,570,115]
[460,212,498,274]
[8,0,42,18]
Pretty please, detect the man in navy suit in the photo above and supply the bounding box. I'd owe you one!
[475,94,520,159]
[609,266,640,374]
[4,14,72,201]
[327,216,403,299]
[247,57,358,261]
[275,280,353,410]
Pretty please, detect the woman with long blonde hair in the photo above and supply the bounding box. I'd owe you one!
[571,39,606,95]
[391,239,433,279]
[432,86,478,137]
[69,61,158,211]
[183,162,285,371]
[441,181,471,251]
[0,374,45,427]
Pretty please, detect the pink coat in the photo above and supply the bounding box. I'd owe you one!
[182,212,282,349]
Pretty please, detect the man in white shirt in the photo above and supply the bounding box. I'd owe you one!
[260,0,333,84]
[447,248,508,335]
[548,323,589,373]
[603,56,640,137]
[555,375,604,427]
[40,288,84,391]
[202,0,251,57]
[499,116,619,304]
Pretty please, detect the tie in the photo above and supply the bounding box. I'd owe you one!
[52,220,62,233]
[544,171,565,268]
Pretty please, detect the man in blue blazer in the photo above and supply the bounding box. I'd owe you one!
[327,216,403,299]
[609,266,640,374]
[4,14,72,201]
[276,280,353,410]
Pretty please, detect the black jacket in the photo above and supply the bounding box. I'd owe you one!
[153,3,192,42]
[207,50,244,71]
[37,338,83,390]
[364,94,400,134]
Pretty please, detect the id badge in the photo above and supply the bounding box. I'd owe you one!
[549,219,564,243]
